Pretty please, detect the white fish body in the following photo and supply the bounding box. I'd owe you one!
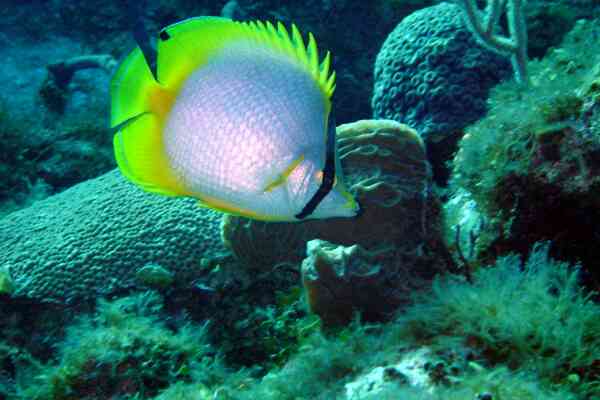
[111,17,359,221]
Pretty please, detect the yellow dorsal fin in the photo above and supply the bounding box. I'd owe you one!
[156,16,336,101]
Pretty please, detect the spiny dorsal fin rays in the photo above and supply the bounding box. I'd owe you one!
[290,24,308,66]
[326,71,336,96]
[240,20,336,100]
[307,33,319,78]
[153,17,335,101]
[320,51,331,80]
[276,22,295,55]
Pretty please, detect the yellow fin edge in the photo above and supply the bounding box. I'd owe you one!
[113,113,189,197]
[196,193,285,222]
[246,20,336,100]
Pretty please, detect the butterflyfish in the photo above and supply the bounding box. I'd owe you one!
[111,16,360,221]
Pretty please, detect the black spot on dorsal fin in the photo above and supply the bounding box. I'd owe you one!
[159,30,171,41]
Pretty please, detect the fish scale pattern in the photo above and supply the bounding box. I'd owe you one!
[0,170,230,303]
[371,3,511,140]
[164,42,326,219]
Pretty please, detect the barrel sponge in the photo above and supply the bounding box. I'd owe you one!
[0,170,230,303]
[372,2,511,140]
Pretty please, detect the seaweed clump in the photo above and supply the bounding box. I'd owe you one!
[447,18,600,289]
[214,284,321,372]
[0,107,114,217]
[396,242,599,397]
[4,243,595,399]
[211,243,595,399]
[17,292,228,400]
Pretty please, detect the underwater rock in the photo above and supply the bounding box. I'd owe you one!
[344,347,435,398]
[0,170,231,303]
[0,29,114,212]
[302,239,401,326]
[46,54,117,90]
[447,19,600,289]
[224,120,452,321]
[40,54,116,114]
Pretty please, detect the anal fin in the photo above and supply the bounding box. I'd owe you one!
[113,113,188,196]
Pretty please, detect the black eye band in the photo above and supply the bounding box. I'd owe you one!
[295,114,336,220]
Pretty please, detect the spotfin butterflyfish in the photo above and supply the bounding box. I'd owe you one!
[110,16,360,221]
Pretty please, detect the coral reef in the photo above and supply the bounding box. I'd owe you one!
[456,0,529,84]
[149,382,213,400]
[525,1,579,60]
[46,55,116,89]
[0,96,43,209]
[0,31,115,215]
[1,2,598,399]
[447,18,600,289]
[0,98,114,217]
[213,284,320,370]
[0,265,13,295]
[40,54,117,114]
[210,243,592,399]
[0,170,231,303]
[3,244,593,399]
[372,2,511,141]
[396,242,600,398]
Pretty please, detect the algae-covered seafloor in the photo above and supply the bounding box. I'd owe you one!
[1,1,599,399]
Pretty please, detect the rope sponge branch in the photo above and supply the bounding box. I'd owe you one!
[456,0,529,85]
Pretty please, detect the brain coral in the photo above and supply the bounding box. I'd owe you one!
[0,170,230,303]
[371,2,511,140]
[222,119,451,287]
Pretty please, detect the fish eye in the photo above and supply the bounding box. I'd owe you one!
[315,170,337,186]
[315,170,324,183]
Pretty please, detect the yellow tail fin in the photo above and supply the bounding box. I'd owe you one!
[110,46,186,196]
